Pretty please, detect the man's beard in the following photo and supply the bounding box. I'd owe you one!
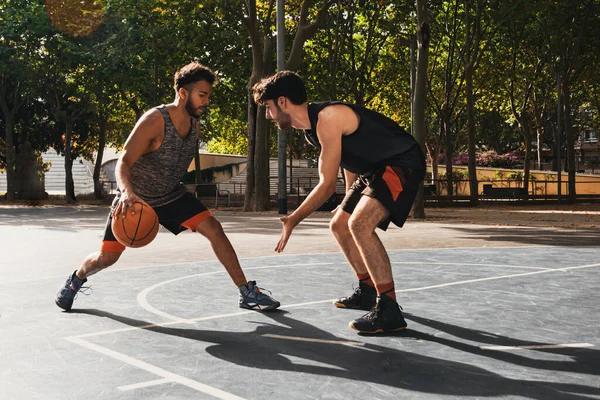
[275,106,292,129]
[186,99,206,118]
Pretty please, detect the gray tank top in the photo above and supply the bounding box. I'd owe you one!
[127,105,197,207]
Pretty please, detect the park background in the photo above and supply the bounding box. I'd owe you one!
[1,0,600,212]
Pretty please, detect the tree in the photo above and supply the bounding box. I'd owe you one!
[500,1,545,196]
[426,0,465,196]
[43,33,93,203]
[239,0,332,211]
[411,0,430,218]
[539,0,600,202]
[0,0,52,200]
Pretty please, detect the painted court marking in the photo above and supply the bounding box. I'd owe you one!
[136,262,334,323]
[65,256,600,397]
[137,261,600,324]
[392,261,549,270]
[66,336,246,400]
[481,343,594,351]
[118,377,172,391]
[0,245,556,286]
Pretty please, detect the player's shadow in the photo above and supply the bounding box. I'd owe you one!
[71,308,599,399]
[403,313,600,376]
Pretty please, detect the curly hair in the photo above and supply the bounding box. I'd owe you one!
[252,70,307,105]
[174,62,217,90]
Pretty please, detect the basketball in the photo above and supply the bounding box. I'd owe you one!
[111,203,159,248]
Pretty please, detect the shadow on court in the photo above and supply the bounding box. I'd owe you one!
[403,314,600,376]
[449,226,600,247]
[70,309,600,400]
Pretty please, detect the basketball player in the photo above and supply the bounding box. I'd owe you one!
[252,71,425,333]
[55,63,280,312]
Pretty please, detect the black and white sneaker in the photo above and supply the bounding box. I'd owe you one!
[238,281,280,311]
[55,270,89,311]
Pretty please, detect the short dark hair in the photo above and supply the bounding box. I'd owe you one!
[252,70,307,105]
[174,62,217,90]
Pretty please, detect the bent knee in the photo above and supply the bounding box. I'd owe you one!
[348,214,374,237]
[195,216,225,239]
[329,214,350,235]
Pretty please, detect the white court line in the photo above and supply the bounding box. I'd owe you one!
[392,261,549,270]
[0,261,334,286]
[139,262,600,323]
[136,262,334,323]
[66,336,246,400]
[397,262,600,293]
[118,377,172,391]
[0,244,556,285]
[66,261,600,396]
[481,343,594,351]
[69,261,600,340]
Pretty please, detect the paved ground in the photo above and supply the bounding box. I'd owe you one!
[1,203,599,399]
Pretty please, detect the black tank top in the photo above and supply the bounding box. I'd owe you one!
[304,101,425,175]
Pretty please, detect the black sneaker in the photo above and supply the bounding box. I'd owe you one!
[349,292,407,334]
[55,271,88,311]
[333,280,377,310]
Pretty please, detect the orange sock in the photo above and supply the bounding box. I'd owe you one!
[375,282,396,301]
[356,273,374,287]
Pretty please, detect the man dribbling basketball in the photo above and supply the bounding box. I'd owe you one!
[55,62,280,312]
[253,71,425,333]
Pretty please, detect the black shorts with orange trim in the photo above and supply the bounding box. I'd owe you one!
[101,192,212,253]
[340,165,425,231]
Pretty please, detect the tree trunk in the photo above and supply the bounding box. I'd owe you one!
[444,116,453,196]
[0,85,20,201]
[64,120,76,204]
[520,117,532,197]
[3,115,16,201]
[243,89,257,211]
[253,104,270,210]
[562,77,576,203]
[465,62,478,204]
[430,121,443,192]
[411,2,429,219]
[93,117,107,199]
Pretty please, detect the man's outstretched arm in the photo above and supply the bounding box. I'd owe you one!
[275,111,343,252]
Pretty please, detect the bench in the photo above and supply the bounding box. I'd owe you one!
[482,184,528,199]
[423,184,437,196]
[186,184,231,206]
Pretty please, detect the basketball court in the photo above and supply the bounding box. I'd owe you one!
[1,205,599,399]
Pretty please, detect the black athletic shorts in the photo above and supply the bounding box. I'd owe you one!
[340,165,425,231]
[101,192,212,253]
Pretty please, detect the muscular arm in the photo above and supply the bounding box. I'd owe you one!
[287,112,342,225]
[114,110,163,216]
[275,104,359,253]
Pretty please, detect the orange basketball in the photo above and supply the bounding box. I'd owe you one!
[111,202,159,248]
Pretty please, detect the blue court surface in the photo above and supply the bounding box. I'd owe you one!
[1,234,599,399]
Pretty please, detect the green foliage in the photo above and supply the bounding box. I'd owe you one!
[506,171,523,181]
[438,168,468,181]
[204,108,248,155]
[2,0,600,199]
